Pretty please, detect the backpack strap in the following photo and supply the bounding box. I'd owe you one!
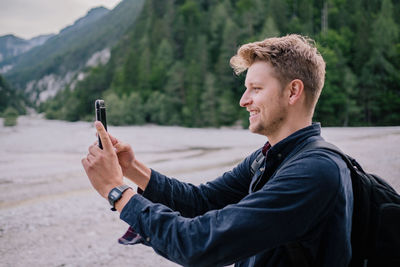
[279,140,353,170]
[250,151,265,176]
[294,140,370,266]
[275,140,352,267]
[299,140,355,169]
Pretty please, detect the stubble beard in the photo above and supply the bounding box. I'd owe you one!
[249,104,288,137]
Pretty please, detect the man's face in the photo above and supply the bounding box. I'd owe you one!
[240,61,288,136]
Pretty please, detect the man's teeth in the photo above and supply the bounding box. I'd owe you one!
[250,111,258,116]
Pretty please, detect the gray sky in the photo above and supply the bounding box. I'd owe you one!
[0,0,122,39]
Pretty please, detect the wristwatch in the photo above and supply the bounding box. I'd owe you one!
[108,184,132,211]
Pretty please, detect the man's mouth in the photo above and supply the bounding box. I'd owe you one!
[248,110,260,122]
[249,110,259,117]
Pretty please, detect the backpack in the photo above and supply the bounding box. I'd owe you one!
[250,140,400,266]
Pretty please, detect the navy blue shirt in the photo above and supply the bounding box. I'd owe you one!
[120,123,353,266]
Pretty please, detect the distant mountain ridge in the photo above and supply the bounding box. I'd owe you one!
[58,7,109,36]
[0,34,54,64]
[0,5,111,77]
[2,0,145,104]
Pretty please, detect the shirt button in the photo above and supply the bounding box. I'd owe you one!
[146,237,151,242]
[277,153,282,158]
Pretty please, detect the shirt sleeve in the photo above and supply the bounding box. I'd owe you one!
[120,153,342,266]
[140,149,260,218]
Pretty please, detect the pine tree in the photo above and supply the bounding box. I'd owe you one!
[164,61,185,125]
[218,89,238,126]
[200,73,219,127]
[360,0,399,125]
[259,17,280,40]
[136,37,152,101]
[268,0,289,33]
[182,34,208,127]
[150,39,174,92]
[209,2,229,66]
[0,75,11,114]
[315,29,361,126]
[215,18,239,89]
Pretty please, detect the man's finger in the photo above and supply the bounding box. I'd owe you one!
[97,132,118,146]
[114,142,130,153]
[81,157,89,169]
[108,133,118,146]
[95,121,113,151]
[87,154,96,164]
[88,145,100,156]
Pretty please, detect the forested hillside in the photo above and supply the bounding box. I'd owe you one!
[2,7,109,88]
[0,34,53,64]
[0,74,25,114]
[41,0,400,127]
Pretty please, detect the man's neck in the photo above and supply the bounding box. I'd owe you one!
[266,119,312,146]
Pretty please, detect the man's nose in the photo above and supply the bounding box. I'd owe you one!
[240,89,252,107]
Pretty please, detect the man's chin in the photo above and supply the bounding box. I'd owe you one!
[249,124,262,135]
[249,122,270,137]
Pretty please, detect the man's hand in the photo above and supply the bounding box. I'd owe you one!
[108,134,136,177]
[82,121,124,198]
[108,133,151,191]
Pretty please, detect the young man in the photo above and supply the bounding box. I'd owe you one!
[82,34,353,266]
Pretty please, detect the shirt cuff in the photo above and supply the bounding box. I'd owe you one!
[119,193,153,241]
[141,169,165,201]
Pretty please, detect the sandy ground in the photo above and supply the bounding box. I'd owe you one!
[0,115,399,267]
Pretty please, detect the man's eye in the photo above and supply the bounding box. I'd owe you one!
[254,87,261,91]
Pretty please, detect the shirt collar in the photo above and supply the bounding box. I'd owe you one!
[263,122,322,167]
[262,142,271,156]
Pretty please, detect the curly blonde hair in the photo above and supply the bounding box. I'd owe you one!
[230,34,325,109]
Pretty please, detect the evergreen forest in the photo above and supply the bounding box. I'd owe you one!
[0,74,25,115]
[39,0,400,127]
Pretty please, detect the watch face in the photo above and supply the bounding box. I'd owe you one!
[108,186,130,208]
[110,189,120,201]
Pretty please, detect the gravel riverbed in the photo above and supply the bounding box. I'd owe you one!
[0,115,399,267]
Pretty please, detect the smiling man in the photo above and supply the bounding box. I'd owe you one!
[82,34,353,267]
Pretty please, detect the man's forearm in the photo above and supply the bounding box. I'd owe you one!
[124,159,151,191]
[115,188,135,212]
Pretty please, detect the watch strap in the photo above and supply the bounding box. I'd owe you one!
[109,184,131,211]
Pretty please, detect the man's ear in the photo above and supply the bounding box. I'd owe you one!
[287,79,304,105]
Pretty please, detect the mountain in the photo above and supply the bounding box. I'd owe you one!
[3,0,145,104]
[41,0,400,127]
[58,6,109,35]
[0,34,53,65]
[0,6,109,75]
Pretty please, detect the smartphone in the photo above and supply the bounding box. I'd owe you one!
[95,99,107,149]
